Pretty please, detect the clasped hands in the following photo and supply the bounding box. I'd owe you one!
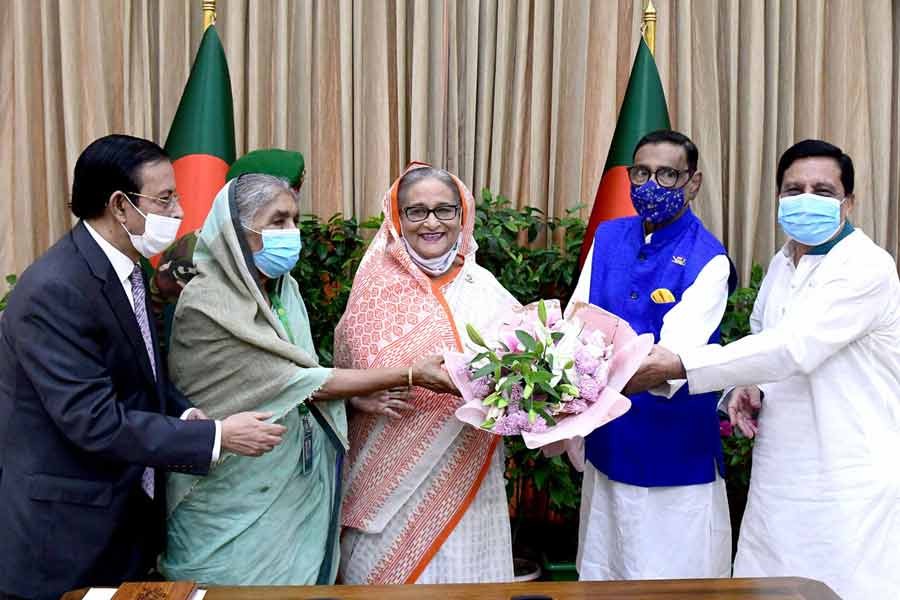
[623,345,761,438]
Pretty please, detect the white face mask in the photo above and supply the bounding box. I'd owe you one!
[120,195,182,258]
[400,236,461,276]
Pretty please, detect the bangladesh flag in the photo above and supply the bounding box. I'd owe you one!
[165,25,236,239]
[578,38,670,267]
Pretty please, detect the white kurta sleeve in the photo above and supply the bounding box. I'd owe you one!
[567,244,594,312]
[682,259,891,394]
[650,254,731,398]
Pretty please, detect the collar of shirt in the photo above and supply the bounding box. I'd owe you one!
[806,219,855,255]
[642,206,698,246]
[780,220,857,260]
[83,221,138,289]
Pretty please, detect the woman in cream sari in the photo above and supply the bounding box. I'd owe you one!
[159,174,454,585]
[336,163,519,584]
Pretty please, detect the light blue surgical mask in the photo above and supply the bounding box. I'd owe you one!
[777,193,845,246]
[245,227,302,278]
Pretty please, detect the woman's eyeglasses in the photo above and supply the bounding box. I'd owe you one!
[402,204,461,222]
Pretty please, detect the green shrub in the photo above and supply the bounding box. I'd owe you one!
[473,189,585,306]
[718,264,764,492]
[720,264,763,345]
[290,214,381,366]
[0,274,17,313]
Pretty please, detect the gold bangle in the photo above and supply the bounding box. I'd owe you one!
[408,366,414,388]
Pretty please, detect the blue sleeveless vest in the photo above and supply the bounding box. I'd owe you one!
[585,209,734,487]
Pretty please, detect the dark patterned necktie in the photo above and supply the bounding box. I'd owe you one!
[129,265,157,498]
[129,265,157,379]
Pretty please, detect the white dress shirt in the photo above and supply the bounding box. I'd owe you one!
[84,222,221,463]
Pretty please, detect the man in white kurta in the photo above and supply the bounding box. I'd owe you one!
[630,139,900,599]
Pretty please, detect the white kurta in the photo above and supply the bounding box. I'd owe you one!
[340,260,516,584]
[682,230,900,600]
[572,242,733,580]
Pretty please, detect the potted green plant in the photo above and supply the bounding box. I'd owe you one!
[718,263,763,555]
[0,274,17,314]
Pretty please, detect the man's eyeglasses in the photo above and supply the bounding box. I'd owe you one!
[627,166,693,189]
[402,204,461,222]
[126,191,182,207]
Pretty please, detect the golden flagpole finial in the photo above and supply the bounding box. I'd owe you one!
[642,0,657,55]
[202,0,217,30]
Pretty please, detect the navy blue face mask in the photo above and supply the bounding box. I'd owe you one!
[630,180,686,224]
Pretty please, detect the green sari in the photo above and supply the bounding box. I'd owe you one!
[159,180,346,585]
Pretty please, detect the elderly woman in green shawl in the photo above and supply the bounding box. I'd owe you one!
[159,174,455,585]
[149,148,307,350]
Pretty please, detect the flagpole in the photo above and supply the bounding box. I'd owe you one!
[642,0,657,55]
[202,0,216,30]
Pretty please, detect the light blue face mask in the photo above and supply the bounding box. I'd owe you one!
[245,227,302,278]
[777,193,844,246]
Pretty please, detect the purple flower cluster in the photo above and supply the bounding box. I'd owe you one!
[558,398,589,414]
[578,375,602,404]
[470,375,493,399]
[574,347,600,376]
[505,383,524,403]
[491,398,550,435]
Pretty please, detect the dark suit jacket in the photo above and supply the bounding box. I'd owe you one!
[0,222,216,600]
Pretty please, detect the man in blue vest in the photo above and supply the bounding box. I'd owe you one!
[570,129,736,580]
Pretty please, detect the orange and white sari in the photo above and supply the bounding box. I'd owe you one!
[335,163,518,584]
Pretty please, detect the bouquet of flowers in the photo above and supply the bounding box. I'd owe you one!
[444,299,653,468]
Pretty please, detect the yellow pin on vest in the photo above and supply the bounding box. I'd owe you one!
[650,288,676,304]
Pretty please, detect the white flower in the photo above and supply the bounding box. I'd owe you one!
[486,405,505,421]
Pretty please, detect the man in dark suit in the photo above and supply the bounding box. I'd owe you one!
[0,135,287,600]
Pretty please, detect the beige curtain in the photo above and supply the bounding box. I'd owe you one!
[2,0,899,288]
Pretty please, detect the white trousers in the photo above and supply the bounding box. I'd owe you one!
[577,462,732,580]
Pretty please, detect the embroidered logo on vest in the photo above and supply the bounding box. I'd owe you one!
[672,255,687,266]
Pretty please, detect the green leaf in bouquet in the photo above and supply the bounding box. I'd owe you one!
[515,330,538,352]
[532,370,552,384]
[494,364,502,382]
[538,299,548,326]
[523,382,534,400]
[470,351,491,363]
[466,323,489,348]
[499,373,522,390]
[564,359,574,370]
[559,383,579,397]
[534,340,544,357]
[496,396,509,409]
[550,331,565,343]
[480,418,496,430]
[471,363,496,379]
[501,353,524,367]
[528,407,538,423]
[482,392,501,406]
[537,381,561,401]
[537,407,557,426]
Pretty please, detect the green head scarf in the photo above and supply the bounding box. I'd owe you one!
[226,148,306,188]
